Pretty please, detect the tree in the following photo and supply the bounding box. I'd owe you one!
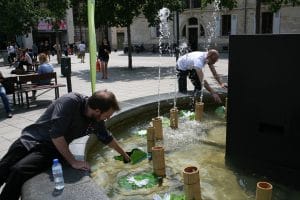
[0,0,40,40]
[95,0,183,69]
[71,0,88,42]
[255,0,300,33]
[201,0,238,10]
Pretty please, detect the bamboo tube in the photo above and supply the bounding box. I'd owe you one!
[152,117,163,140]
[152,146,166,177]
[183,166,201,200]
[256,181,273,200]
[170,107,178,129]
[147,126,155,153]
[195,102,204,121]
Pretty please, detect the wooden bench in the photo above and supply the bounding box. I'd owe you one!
[16,72,66,108]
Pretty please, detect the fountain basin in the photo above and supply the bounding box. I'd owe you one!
[86,92,300,200]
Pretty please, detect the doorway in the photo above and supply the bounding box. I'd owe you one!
[188,28,198,51]
[117,32,125,50]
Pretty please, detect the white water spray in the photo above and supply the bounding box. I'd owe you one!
[197,0,221,103]
[157,7,171,116]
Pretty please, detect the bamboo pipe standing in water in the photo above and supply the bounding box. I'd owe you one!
[152,117,163,140]
[152,146,166,177]
[170,107,178,129]
[147,126,155,160]
[183,166,202,200]
[256,181,272,200]
[195,102,204,121]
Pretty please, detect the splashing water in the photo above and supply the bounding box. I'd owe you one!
[158,7,171,116]
[196,0,221,103]
[206,0,221,50]
[178,40,190,56]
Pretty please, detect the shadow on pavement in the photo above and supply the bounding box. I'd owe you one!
[72,66,177,83]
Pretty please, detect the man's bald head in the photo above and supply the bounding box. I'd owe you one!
[207,49,219,65]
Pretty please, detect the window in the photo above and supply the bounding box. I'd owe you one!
[261,12,273,34]
[222,15,231,36]
[184,0,201,9]
[191,0,201,8]
[189,17,198,25]
[200,25,205,36]
[182,25,186,37]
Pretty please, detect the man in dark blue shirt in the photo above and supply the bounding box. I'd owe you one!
[0,90,130,200]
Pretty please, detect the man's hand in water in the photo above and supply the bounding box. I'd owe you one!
[212,93,222,104]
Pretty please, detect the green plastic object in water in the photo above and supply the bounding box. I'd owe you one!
[215,106,226,118]
[162,116,170,127]
[179,110,195,120]
[118,172,159,190]
[136,129,147,136]
[114,148,147,164]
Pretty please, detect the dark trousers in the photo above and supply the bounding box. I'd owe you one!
[177,69,202,93]
[0,138,61,200]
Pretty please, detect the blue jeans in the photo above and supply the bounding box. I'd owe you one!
[0,85,11,114]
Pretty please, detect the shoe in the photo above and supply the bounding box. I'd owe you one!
[7,113,13,118]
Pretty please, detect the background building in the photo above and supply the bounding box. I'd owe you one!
[109,0,300,52]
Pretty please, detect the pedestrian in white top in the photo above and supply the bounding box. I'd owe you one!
[176,49,227,103]
[78,41,86,63]
[6,43,16,65]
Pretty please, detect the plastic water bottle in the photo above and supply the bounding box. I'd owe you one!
[52,158,64,190]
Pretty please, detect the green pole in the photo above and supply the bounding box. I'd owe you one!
[87,0,97,93]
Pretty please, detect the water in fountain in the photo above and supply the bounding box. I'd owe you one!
[157,7,171,116]
[88,108,300,199]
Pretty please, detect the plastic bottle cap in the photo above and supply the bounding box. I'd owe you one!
[53,159,59,164]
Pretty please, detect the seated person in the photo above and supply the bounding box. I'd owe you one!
[17,49,33,73]
[32,53,54,99]
[0,71,13,118]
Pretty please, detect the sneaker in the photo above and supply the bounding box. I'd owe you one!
[7,113,13,118]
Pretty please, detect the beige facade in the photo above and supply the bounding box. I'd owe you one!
[110,1,300,52]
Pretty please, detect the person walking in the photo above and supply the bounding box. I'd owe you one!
[98,38,111,79]
[0,90,130,200]
[78,41,86,63]
[0,71,13,118]
[32,42,38,61]
[176,49,227,103]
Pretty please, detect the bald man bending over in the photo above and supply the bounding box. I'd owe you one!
[176,49,227,103]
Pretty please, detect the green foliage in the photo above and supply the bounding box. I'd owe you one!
[261,0,300,12]
[142,0,184,26]
[0,0,70,38]
[0,0,40,37]
[201,0,238,10]
[40,0,70,30]
[70,0,88,27]
[94,0,183,27]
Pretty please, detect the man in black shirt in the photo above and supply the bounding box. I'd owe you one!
[0,90,130,200]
